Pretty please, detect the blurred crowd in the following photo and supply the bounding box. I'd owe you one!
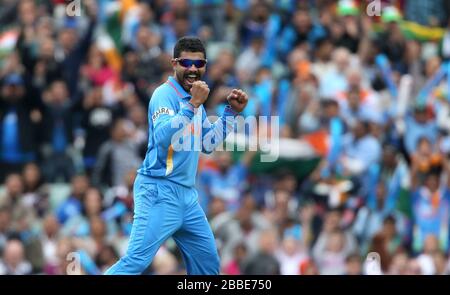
[1,0,450,275]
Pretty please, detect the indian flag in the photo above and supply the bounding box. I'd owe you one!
[99,0,138,72]
[0,29,19,59]
[96,30,122,72]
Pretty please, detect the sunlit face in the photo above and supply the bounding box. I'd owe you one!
[84,188,102,216]
[293,11,311,32]
[23,163,40,188]
[4,240,25,267]
[172,51,206,92]
[6,174,23,197]
[43,215,59,237]
[417,138,431,155]
[327,232,344,252]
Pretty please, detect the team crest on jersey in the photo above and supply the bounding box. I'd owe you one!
[152,107,174,122]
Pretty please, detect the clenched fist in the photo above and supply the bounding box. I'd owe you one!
[189,81,210,108]
[227,89,248,113]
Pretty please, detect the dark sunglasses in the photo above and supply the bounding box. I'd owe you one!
[175,58,207,68]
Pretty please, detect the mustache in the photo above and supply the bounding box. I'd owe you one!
[183,71,201,77]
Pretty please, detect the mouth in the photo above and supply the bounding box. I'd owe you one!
[184,73,200,87]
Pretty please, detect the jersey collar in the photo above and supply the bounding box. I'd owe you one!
[167,76,191,99]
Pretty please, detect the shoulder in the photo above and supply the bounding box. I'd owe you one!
[150,83,177,108]
[98,141,114,154]
[152,82,171,97]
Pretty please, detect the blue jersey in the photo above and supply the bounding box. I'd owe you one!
[137,76,238,187]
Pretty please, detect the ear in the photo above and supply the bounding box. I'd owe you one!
[171,58,178,67]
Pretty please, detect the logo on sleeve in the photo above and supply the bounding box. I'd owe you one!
[152,107,174,122]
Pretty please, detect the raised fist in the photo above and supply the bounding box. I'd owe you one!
[226,89,248,113]
[189,81,210,108]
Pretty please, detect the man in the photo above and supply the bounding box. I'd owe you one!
[105,37,248,275]
[0,74,38,182]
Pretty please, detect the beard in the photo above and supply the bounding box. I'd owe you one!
[176,70,202,92]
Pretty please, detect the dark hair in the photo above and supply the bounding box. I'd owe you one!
[173,36,206,59]
[383,215,396,225]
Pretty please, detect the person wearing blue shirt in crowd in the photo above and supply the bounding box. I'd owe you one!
[198,150,255,214]
[0,74,37,182]
[55,175,90,225]
[277,7,327,60]
[404,107,438,156]
[189,0,225,41]
[40,80,75,182]
[410,155,450,253]
[340,120,382,175]
[105,37,248,275]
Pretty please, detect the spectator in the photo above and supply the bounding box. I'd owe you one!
[0,73,39,182]
[40,214,61,275]
[198,150,253,213]
[318,47,351,98]
[150,246,179,275]
[132,26,163,95]
[263,189,298,236]
[242,228,280,275]
[190,0,226,41]
[332,2,361,53]
[80,45,117,88]
[55,174,89,225]
[313,229,349,275]
[222,242,247,275]
[29,38,63,91]
[275,233,308,275]
[312,209,358,267]
[92,119,142,188]
[40,80,76,182]
[410,156,450,253]
[353,185,406,253]
[387,250,409,275]
[416,234,441,275]
[0,207,12,254]
[235,34,266,84]
[95,244,119,274]
[278,7,327,58]
[0,173,36,232]
[344,253,362,275]
[432,250,449,275]
[340,120,382,175]
[55,1,97,95]
[368,216,404,273]
[404,107,438,156]
[299,259,319,275]
[79,87,118,173]
[0,239,32,275]
[61,187,105,238]
[212,194,271,266]
[21,162,50,218]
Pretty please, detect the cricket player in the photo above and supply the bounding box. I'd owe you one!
[105,36,248,275]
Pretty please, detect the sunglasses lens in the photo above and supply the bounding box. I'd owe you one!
[179,59,206,68]
[179,59,191,67]
[194,60,206,68]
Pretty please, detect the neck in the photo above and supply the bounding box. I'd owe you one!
[173,74,188,92]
